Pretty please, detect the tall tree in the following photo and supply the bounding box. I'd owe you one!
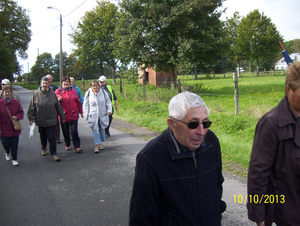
[237,10,282,76]
[116,0,224,86]
[224,12,247,76]
[31,53,54,82]
[0,0,31,80]
[70,1,118,80]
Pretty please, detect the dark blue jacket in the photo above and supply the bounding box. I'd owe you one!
[129,128,226,226]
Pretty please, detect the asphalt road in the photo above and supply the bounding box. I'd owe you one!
[0,86,254,226]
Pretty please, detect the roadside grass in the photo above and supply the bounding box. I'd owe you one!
[18,72,286,176]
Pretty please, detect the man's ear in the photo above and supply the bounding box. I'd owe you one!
[286,85,292,96]
[167,118,176,132]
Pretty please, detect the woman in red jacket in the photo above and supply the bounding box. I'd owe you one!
[0,85,24,166]
[55,76,83,153]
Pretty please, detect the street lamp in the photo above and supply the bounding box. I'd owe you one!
[47,6,63,86]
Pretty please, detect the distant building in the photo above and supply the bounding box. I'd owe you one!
[275,52,300,70]
[138,67,177,87]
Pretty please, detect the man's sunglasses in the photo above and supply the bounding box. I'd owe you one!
[171,117,212,129]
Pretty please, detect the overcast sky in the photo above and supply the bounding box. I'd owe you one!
[17,0,300,74]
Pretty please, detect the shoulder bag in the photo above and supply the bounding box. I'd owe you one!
[5,105,22,131]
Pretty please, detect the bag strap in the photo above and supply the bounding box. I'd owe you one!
[5,105,12,118]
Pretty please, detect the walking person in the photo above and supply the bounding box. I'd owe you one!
[69,77,84,105]
[1,78,21,103]
[0,85,24,166]
[98,75,118,138]
[37,74,61,144]
[27,76,65,162]
[83,80,112,153]
[55,76,83,153]
[248,61,300,226]
[129,91,226,225]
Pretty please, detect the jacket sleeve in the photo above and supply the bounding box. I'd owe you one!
[247,115,279,223]
[103,90,112,114]
[27,93,36,122]
[55,96,65,121]
[83,89,90,121]
[74,90,83,114]
[129,153,160,226]
[15,101,24,120]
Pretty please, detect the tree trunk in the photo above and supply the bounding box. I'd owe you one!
[111,62,116,84]
[233,72,239,116]
[142,73,146,101]
[256,59,260,76]
[170,68,176,90]
[194,65,198,80]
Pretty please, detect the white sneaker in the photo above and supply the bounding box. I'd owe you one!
[12,160,19,166]
[5,153,10,161]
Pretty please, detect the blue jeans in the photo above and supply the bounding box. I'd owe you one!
[1,136,19,160]
[92,120,106,145]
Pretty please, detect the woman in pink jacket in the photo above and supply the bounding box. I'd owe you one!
[0,85,23,166]
[55,76,83,153]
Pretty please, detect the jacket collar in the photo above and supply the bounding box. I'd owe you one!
[278,96,300,147]
[165,128,211,160]
[278,96,297,127]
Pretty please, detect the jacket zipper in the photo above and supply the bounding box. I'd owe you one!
[192,150,197,170]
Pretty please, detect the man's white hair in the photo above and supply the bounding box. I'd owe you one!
[168,91,210,119]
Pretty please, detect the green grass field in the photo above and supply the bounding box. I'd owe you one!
[19,72,286,177]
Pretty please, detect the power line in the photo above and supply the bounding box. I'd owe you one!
[32,0,88,36]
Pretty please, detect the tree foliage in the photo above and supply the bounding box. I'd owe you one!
[116,0,225,85]
[237,10,282,76]
[70,1,118,79]
[0,0,31,79]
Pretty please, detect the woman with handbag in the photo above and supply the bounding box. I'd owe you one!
[0,85,23,166]
[83,80,112,153]
[55,76,83,153]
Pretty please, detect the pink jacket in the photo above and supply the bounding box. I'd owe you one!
[55,87,82,122]
[0,98,24,137]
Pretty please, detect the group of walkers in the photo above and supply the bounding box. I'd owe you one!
[0,75,118,166]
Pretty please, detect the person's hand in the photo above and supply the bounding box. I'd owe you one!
[115,105,118,111]
[108,112,112,116]
[58,96,62,101]
[256,222,265,226]
[11,116,18,120]
[62,119,65,123]
[0,130,2,135]
[80,113,83,118]
[29,121,33,126]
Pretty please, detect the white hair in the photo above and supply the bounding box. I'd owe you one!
[168,91,210,119]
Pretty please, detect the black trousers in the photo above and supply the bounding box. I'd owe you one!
[105,114,113,135]
[1,136,19,160]
[60,119,80,148]
[38,125,57,155]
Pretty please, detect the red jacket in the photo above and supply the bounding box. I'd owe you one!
[0,98,24,137]
[55,88,82,122]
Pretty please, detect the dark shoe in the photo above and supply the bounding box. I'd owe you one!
[42,148,48,156]
[106,131,110,137]
[74,147,82,153]
[56,140,61,144]
[51,155,60,162]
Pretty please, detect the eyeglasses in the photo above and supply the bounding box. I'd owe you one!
[171,117,212,129]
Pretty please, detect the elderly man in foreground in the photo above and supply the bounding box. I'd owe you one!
[129,91,226,226]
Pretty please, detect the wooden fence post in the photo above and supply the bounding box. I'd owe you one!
[233,72,239,115]
[120,78,122,93]
[82,77,85,87]
[177,79,181,93]
[142,73,146,101]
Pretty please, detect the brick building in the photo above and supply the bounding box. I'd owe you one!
[138,67,177,87]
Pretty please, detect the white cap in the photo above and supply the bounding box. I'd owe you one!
[98,75,106,82]
[1,79,10,85]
